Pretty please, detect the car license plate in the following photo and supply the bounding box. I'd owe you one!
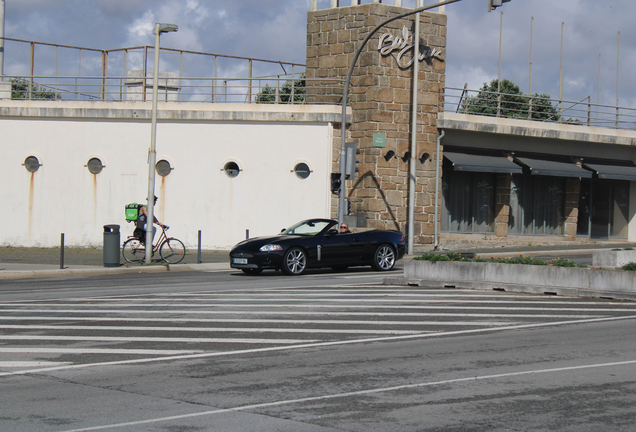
[233,258,248,264]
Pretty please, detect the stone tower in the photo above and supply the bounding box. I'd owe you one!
[306,2,446,246]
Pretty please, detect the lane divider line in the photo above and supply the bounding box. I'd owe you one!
[60,358,636,432]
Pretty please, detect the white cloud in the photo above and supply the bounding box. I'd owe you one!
[446,65,494,93]
[2,0,635,112]
[128,10,155,40]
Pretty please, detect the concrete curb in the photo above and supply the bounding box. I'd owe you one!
[384,276,636,301]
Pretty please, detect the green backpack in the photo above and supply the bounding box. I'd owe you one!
[125,203,142,222]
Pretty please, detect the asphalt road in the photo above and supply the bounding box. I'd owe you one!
[1,268,636,431]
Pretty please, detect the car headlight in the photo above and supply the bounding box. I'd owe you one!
[260,244,283,252]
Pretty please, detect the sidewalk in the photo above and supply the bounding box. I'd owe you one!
[1,242,635,279]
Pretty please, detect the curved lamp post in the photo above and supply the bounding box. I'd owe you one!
[146,23,178,264]
[338,0,461,254]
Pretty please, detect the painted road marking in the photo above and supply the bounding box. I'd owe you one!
[0,361,72,368]
[0,308,601,318]
[0,325,425,335]
[59,359,636,431]
[3,315,636,378]
[0,348,201,355]
[0,318,515,327]
[0,335,317,344]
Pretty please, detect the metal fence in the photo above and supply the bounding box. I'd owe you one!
[5,74,636,132]
[4,75,346,105]
[444,86,636,131]
[0,36,322,103]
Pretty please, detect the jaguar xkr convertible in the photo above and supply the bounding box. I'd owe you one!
[229,218,405,275]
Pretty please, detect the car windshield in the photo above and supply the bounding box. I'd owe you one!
[281,220,332,236]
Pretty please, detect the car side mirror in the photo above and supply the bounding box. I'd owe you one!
[326,229,338,236]
[281,228,285,233]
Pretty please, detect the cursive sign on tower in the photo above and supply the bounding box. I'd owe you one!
[378,26,443,69]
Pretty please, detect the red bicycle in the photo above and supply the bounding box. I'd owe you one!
[122,225,186,264]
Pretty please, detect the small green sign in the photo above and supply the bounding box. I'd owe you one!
[373,133,386,148]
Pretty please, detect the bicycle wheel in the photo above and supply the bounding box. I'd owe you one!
[160,238,186,264]
[122,238,145,264]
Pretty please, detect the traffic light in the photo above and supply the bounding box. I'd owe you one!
[344,142,360,180]
[488,0,510,12]
[330,172,341,195]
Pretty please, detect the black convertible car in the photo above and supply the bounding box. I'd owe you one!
[229,219,405,275]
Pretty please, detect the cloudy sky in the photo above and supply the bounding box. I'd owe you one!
[2,0,634,110]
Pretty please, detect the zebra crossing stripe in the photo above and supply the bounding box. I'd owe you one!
[0,335,316,344]
[0,348,201,355]
[3,315,636,378]
[0,317,517,326]
[0,308,600,318]
[0,324,425,335]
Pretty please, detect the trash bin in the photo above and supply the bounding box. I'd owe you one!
[103,224,121,267]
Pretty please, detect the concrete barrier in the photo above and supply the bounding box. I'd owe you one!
[593,249,636,268]
[386,260,636,301]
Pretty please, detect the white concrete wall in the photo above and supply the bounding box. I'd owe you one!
[0,101,341,249]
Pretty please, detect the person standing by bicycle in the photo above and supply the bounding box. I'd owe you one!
[134,195,164,241]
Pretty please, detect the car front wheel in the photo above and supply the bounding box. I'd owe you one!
[371,244,396,271]
[282,247,307,275]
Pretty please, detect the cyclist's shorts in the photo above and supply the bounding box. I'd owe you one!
[133,228,145,242]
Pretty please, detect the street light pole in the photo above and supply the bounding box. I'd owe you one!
[0,0,5,78]
[407,0,422,255]
[146,23,178,265]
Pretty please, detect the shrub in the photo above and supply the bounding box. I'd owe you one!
[414,252,451,262]
[491,256,548,266]
[414,253,586,268]
[622,262,636,271]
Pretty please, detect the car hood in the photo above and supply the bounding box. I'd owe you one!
[231,234,303,252]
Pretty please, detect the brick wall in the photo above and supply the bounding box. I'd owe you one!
[306,3,446,244]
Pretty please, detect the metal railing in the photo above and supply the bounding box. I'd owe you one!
[5,76,636,132]
[0,36,316,103]
[444,86,636,131]
[3,75,345,105]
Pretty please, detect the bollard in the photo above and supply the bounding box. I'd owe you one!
[60,233,65,269]
[197,230,202,263]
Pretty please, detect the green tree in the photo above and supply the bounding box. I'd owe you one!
[256,74,305,104]
[11,78,60,100]
[462,79,560,121]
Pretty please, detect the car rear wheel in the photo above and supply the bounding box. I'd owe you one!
[282,247,307,275]
[371,244,396,271]
[241,268,263,275]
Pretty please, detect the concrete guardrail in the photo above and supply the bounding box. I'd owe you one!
[385,257,636,301]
